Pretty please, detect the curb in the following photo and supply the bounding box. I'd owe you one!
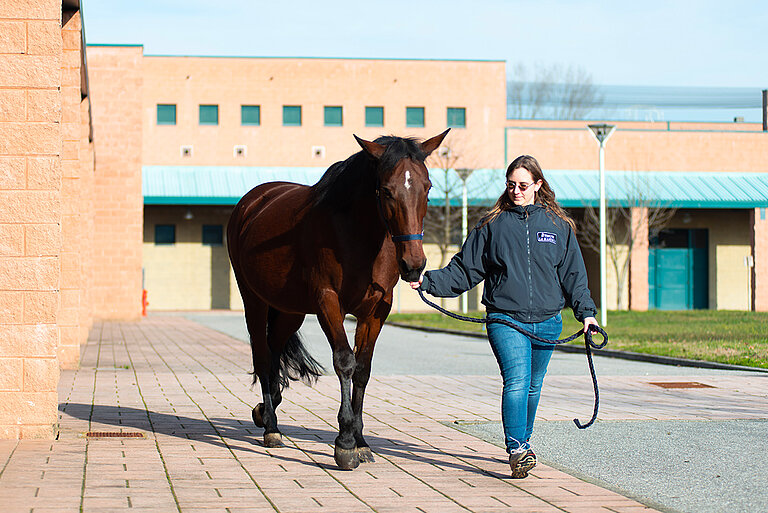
[386,321,768,374]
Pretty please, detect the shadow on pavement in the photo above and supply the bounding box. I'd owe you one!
[59,403,505,476]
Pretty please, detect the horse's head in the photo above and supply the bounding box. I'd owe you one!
[354,130,450,282]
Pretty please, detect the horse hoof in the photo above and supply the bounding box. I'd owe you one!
[334,446,360,470]
[356,446,375,463]
[252,404,265,428]
[263,432,284,448]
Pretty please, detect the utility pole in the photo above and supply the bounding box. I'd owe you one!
[587,124,616,327]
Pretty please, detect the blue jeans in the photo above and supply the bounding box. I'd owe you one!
[486,312,562,453]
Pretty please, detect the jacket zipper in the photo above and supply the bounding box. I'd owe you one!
[525,208,532,322]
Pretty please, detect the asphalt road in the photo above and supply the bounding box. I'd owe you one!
[182,311,767,513]
[182,311,745,377]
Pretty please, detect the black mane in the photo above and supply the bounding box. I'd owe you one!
[309,136,427,211]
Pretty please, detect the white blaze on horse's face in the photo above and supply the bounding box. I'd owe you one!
[404,170,412,191]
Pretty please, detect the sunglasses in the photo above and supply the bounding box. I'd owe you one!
[506,181,537,192]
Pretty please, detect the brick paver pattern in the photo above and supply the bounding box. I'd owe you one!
[3,317,765,512]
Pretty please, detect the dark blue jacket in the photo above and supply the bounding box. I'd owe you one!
[421,204,597,323]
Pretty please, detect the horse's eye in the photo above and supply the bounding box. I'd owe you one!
[380,188,393,199]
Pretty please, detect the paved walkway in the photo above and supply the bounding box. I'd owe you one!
[1,316,764,512]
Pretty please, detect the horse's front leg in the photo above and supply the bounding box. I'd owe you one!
[352,307,388,463]
[316,290,359,470]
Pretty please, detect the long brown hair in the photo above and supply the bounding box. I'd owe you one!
[480,155,576,231]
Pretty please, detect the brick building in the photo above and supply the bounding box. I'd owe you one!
[135,54,768,313]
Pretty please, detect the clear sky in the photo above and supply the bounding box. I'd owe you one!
[84,0,768,89]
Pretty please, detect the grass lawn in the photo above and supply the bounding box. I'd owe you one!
[387,309,768,369]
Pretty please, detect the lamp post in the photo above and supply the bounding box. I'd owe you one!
[587,124,616,327]
[456,168,474,313]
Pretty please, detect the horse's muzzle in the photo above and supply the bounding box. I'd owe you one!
[399,259,426,283]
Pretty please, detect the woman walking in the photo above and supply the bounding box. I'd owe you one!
[410,155,598,478]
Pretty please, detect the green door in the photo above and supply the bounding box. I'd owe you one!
[649,229,708,310]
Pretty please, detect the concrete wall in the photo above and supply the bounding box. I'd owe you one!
[140,57,507,170]
[696,209,753,310]
[143,205,463,313]
[143,206,232,311]
[144,204,758,313]
[0,0,63,439]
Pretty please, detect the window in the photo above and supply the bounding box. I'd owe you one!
[365,106,384,127]
[202,225,223,246]
[283,105,302,126]
[324,106,343,126]
[199,104,218,125]
[157,104,176,125]
[447,107,466,128]
[406,107,424,127]
[241,105,260,126]
[155,225,175,245]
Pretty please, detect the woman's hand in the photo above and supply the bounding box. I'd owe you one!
[409,276,423,290]
[583,316,599,334]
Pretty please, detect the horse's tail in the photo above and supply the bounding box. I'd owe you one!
[264,308,324,391]
[276,331,325,390]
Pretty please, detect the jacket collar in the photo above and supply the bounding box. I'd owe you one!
[510,203,543,218]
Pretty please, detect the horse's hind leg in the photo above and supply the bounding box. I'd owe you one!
[258,362,284,448]
[242,295,283,447]
[263,309,306,436]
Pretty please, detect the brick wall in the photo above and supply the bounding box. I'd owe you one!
[629,207,649,311]
[0,0,63,439]
[752,208,768,311]
[79,93,94,340]
[58,9,83,367]
[141,57,507,170]
[87,46,144,320]
[504,120,768,173]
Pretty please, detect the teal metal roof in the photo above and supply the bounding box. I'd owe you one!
[143,166,768,209]
[143,166,327,205]
[548,170,768,208]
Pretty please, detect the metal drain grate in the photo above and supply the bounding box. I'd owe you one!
[85,431,146,439]
[649,381,715,389]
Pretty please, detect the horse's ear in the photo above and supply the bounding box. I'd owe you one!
[420,128,451,156]
[354,135,386,159]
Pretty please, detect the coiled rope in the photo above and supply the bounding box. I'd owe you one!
[416,288,608,429]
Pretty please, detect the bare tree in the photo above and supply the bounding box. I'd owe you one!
[577,176,676,310]
[424,144,462,270]
[423,137,488,307]
[508,63,604,120]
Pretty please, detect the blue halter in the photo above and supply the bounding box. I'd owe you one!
[391,232,424,242]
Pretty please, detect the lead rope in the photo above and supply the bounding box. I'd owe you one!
[416,288,608,429]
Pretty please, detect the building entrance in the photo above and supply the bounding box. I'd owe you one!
[649,228,708,310]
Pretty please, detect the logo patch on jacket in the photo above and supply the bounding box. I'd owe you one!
[537,232,557,244]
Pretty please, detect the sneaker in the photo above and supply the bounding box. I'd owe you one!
[509,446,536,479]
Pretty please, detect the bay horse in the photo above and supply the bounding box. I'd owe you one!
[227,130,449,469]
